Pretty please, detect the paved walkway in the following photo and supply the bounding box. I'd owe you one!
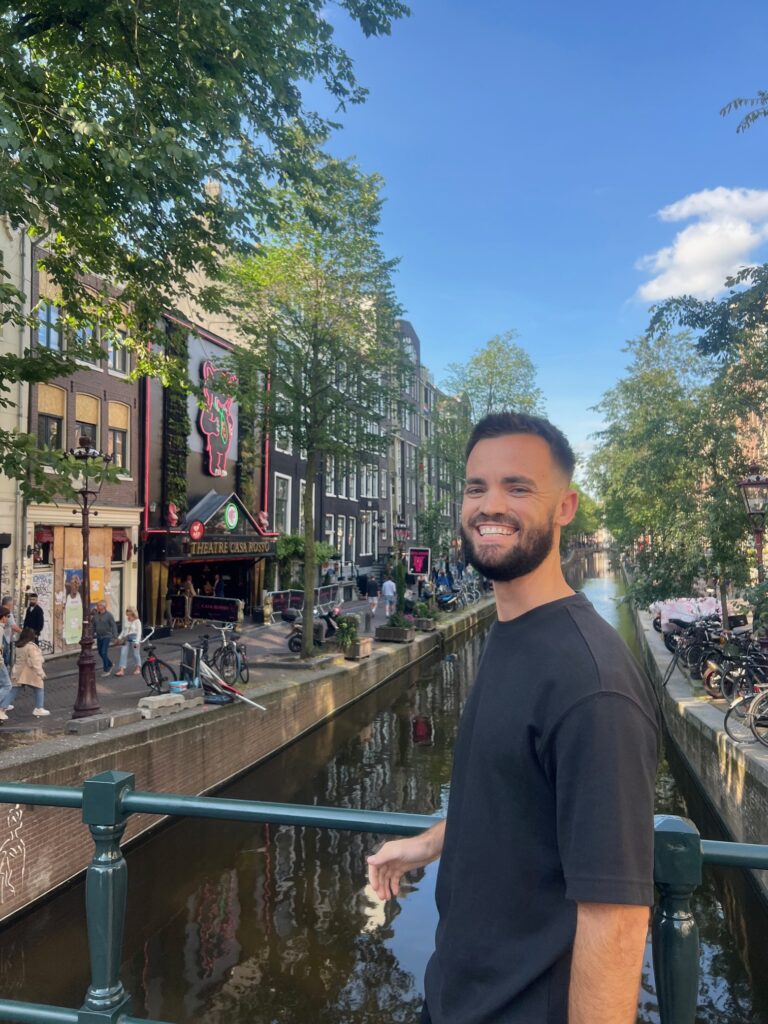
[1,596,381,742]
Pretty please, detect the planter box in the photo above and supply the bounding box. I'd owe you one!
[414,618,436,632]
[374,626,416,643]
[344,636,374,660]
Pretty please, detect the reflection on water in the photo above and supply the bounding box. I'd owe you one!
[1,554,767,1022]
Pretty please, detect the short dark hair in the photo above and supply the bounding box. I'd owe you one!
[465,412,576,481]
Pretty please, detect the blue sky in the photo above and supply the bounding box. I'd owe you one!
[313,1,768,462]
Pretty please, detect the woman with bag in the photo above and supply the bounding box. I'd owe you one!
[114,607,142,676]
[0,627,48,718]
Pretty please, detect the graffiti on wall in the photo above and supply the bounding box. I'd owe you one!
[0,806,26,904]
[31,570,53,650]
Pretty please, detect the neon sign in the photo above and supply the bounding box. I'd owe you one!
[198,361,238,477]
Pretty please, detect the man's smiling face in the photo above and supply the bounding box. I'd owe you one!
[460,433,573,582]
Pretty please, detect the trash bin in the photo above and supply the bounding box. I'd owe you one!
[357,573,368,598]
[313,621,325,645]
[252,607,265,625]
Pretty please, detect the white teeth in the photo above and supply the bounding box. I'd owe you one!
[477,526,516,536]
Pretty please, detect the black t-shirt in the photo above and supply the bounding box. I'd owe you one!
[424,593,659,1024]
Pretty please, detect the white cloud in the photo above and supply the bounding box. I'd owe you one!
[636,187,768,302]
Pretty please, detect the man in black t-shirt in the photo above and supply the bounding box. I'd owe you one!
[368,412,659,1024]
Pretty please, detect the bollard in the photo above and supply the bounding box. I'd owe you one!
[652,814,702,1024]
[364,610,373,634]
[79,770,136,1023]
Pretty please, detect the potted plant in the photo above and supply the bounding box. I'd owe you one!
[336,614,372,660]
[375,610,416,643]
[413,601,437,631]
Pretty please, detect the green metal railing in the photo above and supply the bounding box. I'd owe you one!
[0,774,766,1024]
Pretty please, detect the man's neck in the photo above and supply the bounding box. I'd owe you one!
[492,555,575,622]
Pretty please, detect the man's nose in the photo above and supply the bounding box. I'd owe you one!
[477,486,508,518]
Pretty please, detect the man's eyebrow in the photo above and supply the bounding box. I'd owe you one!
[463,475,537,487]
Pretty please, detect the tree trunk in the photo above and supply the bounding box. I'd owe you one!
[302,450,318,658]
[719,579,730,631]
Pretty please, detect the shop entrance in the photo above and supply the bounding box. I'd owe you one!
[168,559,255,614]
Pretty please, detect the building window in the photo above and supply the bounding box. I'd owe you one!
[37,301,61,351]
[75,393,100,448]
[38,414,62,449]
[298,480,315,531]
[336,515,346,563]
[108,429,128,469]
[107,331,129,374]
[273,474,291,534]
[325,456,335,496]
[107,402,130,471]
[347,517,357,564]
[324,514,334,549]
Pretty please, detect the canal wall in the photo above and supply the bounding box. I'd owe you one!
[631,604,768,900]
[0,599,496,922]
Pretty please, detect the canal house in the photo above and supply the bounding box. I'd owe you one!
[139,315,276,626]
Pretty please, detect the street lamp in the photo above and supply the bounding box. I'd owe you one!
[737,465,768,584]
[70,435,113,718]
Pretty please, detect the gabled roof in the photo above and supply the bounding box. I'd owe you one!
[181,491,276,536]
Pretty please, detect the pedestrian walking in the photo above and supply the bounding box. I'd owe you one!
[114,607,142,676]
[366,575,380,615]
[368,411,659,1024]
[1,627,49,718]
[381,576,397,617]
[1,597,21,668]
[0,609,14,721]
[214,574,225,597]
[22,593,44,638]
[92,600,118,676]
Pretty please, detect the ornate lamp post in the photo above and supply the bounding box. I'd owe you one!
[70,436,113,718]
[737,465,768,584]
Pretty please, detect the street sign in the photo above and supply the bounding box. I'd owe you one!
[408,546,431,576]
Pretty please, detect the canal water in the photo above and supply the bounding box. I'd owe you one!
[1,554,768,1022]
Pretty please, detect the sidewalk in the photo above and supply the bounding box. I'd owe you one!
[0,595,379,740]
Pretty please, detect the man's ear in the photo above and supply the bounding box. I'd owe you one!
[555,488,579,527]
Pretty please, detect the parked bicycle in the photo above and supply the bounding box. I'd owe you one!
[140,628,175,694]
[198,623,249,684]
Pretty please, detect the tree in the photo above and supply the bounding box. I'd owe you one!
[416,489,451,561]
[442,331,544,423]
[224,155,411,656]
[560,485,601,553]
[0,0,409,490]
[589,330,760,608]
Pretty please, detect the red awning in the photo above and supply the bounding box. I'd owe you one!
[112,529,130,543]
[34,527,54,543]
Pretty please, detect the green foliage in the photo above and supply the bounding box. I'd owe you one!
[745,581,768,637]
[722,91,768,134]
[442,331,545,424]
[560,484,602,553]
[335,614,360,649]
[0,0,408,488]
[589,328,760,599]
[0,0,408,328]
[223,155,410,656]
[386,610,412,628]
[414,601,436,620]
[394,559,407,613]
[163,327,190,516]
[416,490,450,557]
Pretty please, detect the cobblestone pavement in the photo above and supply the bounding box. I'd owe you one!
[0,596,381,743]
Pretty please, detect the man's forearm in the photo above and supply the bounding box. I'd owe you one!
[569,903,649,1024]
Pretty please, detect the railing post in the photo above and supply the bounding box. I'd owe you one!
[652,814,702,1024]
[79,770,135,1024]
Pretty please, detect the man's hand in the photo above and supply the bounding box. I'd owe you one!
[367,820,446,900]
[569,902,650,1024]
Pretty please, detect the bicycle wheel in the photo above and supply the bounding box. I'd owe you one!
[720,667,745,702]
[750,690,768,747]
[219,646,238,684]
[724,695,756,743]
[142,657,174,695]
[238,648,250,684]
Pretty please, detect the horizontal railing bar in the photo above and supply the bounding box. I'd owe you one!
[0,1000,78,1023]
[701,839,768,869]
[122,791,441,835]
[0,784,82,809]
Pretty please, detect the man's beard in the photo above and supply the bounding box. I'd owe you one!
[460,515,555,582]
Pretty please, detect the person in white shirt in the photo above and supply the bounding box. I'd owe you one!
[381,576,397,617]
[114,607,143,676]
